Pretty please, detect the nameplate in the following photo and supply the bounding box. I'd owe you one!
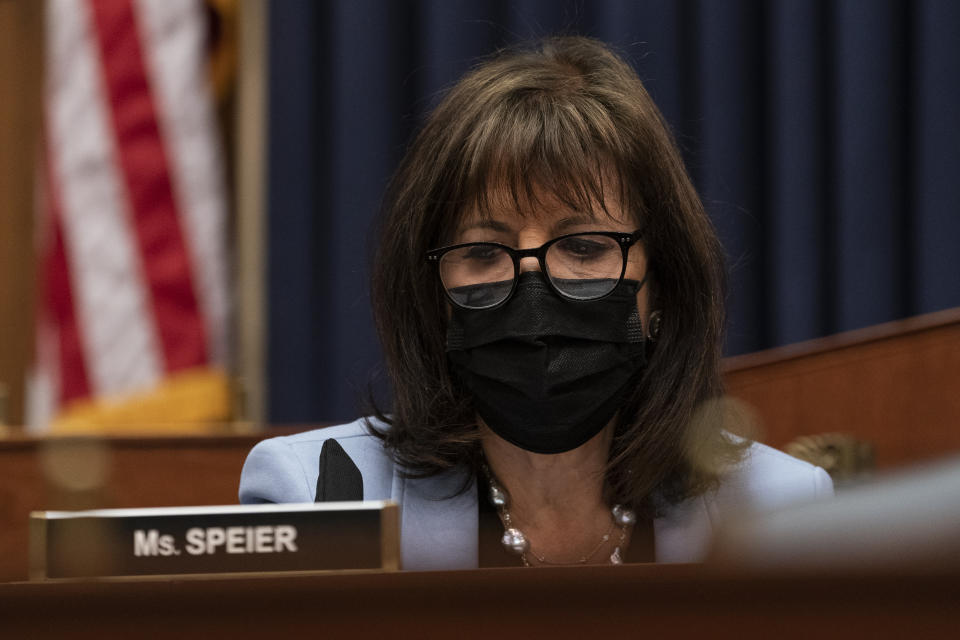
[29,501,399,581]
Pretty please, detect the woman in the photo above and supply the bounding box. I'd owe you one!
[240,36,832,569]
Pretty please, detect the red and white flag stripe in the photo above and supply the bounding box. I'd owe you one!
[28,0,229,431]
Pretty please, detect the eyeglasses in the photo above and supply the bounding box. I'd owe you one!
[426,230,642,309]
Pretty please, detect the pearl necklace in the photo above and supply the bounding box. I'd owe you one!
[483,465,636,566]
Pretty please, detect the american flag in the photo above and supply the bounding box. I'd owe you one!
[28,0,230,432]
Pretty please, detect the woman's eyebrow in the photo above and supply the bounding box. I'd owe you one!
[459,219,513,233]
[555,214,601,232]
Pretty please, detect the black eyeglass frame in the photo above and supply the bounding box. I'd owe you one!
[425,229,643,309]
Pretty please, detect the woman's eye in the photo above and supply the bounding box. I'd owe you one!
[464,244,500,261]
[556,237,606,258]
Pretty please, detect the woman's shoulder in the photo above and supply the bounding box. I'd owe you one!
[656,441,834,562]
[711,439,834,514]
[238,417,396,504]
[268,417,387,446]
[245,417,390,466]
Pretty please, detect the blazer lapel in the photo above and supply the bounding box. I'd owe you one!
[392,466,479,570]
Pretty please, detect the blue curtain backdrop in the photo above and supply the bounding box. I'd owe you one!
[267,0,960,424]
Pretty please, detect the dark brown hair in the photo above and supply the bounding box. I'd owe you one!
[369,36,744,514]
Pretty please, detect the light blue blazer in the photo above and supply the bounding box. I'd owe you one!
[239,418,834,571]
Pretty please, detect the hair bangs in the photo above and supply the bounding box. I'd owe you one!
[454,85,638,230]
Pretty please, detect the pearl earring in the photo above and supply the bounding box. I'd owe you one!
[647,310,663,341]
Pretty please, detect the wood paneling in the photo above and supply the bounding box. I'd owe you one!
[724,307,960,469]
[0,429,300,583]
[0,0,43,428]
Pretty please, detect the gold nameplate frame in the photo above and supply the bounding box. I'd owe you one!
[29,501,399,581]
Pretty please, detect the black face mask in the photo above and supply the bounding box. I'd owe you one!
[446,271,647,454]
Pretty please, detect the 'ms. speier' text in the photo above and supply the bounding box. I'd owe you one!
[133,525,298,557]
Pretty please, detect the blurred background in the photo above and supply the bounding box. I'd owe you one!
[1,0,958,433]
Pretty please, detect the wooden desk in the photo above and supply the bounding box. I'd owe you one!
[1,565,958,638]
